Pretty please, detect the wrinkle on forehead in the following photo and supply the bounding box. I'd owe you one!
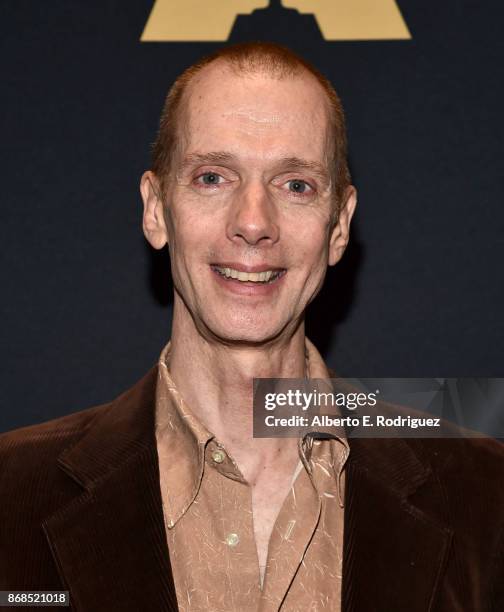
[186,66,329,121]
[177,66,332,168]
[221,109,283,125]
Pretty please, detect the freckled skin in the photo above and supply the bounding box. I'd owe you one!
[160,64,347,345]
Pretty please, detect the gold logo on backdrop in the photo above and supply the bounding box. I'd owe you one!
[141,0,411,42]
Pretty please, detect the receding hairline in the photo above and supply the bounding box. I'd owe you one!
[186,53,318,84]
[172,59,337,177]
[181,56,333,118]
[151,42,351,207]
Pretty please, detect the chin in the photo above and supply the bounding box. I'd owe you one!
[204,315,286,346]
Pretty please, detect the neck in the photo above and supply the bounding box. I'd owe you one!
[168,296,307,480]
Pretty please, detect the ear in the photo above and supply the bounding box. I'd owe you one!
[328,185,357,266]
[140,171,169,250]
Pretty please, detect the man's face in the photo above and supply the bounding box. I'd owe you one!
[143,63,355,344]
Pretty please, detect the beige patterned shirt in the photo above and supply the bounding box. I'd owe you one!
[155,339,349,611]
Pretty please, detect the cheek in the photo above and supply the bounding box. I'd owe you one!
[169,206,221,279]
[285,214,331,270]
[163,206,193,274]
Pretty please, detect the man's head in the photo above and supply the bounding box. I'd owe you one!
[141,42,357,345]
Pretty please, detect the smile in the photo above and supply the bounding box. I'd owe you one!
[211,265,286,284]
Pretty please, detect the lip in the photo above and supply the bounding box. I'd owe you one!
[209,263,287,296]
[210,262,285,273]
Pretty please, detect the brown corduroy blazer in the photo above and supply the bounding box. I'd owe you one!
[1,365,503,611]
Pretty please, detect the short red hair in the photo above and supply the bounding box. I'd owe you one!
[151,42,351,209]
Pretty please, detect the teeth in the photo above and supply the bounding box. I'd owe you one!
[214,267,280,283]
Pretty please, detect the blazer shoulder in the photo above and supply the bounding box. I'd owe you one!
[416,434,504,473]
[0,364,159,484]
[412,435,504,511]
[0,402,111,477]
[0,402,118,553]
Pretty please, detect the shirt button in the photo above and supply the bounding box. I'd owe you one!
[225,532,240,547]
[212,449,226,464]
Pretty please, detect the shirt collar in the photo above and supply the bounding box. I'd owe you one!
[300,337,350,507]
[155,338,350,527]
[155,341,212,528]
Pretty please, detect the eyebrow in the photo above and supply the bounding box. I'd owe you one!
[178,152,331,186]
[277,157,331,186]
[179,152,235,173]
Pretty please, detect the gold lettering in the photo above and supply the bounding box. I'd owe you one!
[284,0,410,40]
[141,0,411,42]
[141,0,268,42]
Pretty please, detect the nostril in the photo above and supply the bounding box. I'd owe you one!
[231,232,278,247]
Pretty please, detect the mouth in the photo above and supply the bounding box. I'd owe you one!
[210,265,286,285]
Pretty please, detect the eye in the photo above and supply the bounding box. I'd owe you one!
[196,172,224,186]
[286,179,313,194]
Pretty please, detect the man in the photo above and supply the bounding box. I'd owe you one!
[0,43,502,611]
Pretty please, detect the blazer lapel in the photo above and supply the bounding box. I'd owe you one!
[342,436,453,612]
[41,367,179,612]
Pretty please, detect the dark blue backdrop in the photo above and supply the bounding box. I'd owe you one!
[1,1,503,432]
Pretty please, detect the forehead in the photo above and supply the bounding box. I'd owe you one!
[178,63,331,165]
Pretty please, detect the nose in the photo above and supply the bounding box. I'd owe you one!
[226,180,280,246]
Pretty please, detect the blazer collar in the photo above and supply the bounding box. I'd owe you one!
[325,369,453,610]
[42,365,452,612]
[42,366,179,612]
[342,434,453,612]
